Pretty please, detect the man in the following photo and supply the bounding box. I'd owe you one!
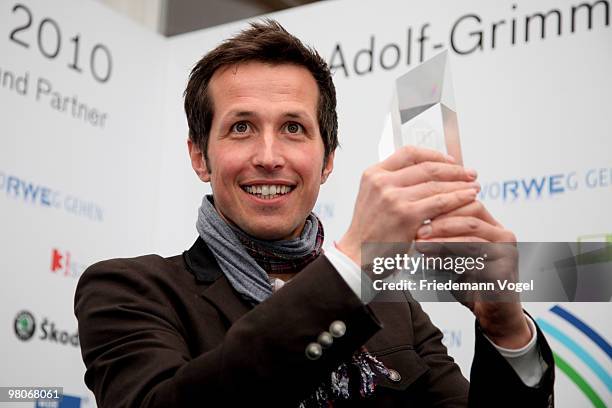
[75,20,554,407]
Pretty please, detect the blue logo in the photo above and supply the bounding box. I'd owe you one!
[0,171,103,221]
[478,167,612,203]
[441,329,462,349]
[35,394,81,408]
[538,305,611,407]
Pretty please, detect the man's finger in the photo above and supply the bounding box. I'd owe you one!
[416,216,500,242]
[414,188,478,221]
[399,181,480,201]
[380,145,455,172]
[435,200,499,226]
[388,161,477,186]
[414,237,489,257]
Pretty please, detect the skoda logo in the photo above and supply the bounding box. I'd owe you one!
[14,310,36,341]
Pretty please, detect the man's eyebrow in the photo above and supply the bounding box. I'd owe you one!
[283,111,314,121]
[225,111,255,118]
[223,111,314,121]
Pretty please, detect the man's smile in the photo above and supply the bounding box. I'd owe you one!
[240,182,296,201]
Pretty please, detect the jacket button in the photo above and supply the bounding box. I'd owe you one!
[329,320,346,338]
[317,331,333,348]
[305,342,323,360]
[388,369,401,382]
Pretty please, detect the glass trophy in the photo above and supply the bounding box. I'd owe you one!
[380,51,463,164]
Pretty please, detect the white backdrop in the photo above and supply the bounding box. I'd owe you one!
[1,0,611,407]
[1,0,165,405]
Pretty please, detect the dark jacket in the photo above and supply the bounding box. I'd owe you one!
[74,237,554,407]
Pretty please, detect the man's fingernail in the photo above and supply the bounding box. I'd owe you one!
[446,154,456,163]
[418,225,432,238]
[472,181,481,192]
[466,168,477,179]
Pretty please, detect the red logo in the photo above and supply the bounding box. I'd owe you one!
[51,248,86,278]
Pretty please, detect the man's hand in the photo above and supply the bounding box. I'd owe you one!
[337,145,531,349]
[415,201,532,349]
[337,145,478,267]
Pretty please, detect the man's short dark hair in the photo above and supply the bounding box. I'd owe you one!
[183,19,338,166]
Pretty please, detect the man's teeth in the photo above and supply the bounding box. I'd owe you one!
[244,185,293,199]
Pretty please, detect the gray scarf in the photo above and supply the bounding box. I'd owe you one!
[195,195,320,305]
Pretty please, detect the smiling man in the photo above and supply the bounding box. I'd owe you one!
[190,61,331,242]
[75,20,554,407]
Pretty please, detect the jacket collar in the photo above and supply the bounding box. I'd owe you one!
[183,236,222,283]
[183,237,251,323]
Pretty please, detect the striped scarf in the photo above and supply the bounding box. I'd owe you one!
[231,215,324,276]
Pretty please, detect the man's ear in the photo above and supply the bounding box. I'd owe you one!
[321,151,335,184]
[187,139,211,182]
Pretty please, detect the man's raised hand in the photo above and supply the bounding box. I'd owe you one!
[337,146,479,265]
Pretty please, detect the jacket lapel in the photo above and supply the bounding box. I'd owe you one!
[183,237,251,325]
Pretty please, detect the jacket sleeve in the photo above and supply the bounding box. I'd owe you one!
[74,255,382,408]
[468,318,555,407]
[407,293,555,407]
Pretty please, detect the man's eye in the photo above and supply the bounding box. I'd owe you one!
[284,122,303,134]
[232,122,250,133]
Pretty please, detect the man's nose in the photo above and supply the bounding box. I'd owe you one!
[252,132,285,171]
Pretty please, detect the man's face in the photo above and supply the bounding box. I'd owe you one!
[189,62,334,240]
